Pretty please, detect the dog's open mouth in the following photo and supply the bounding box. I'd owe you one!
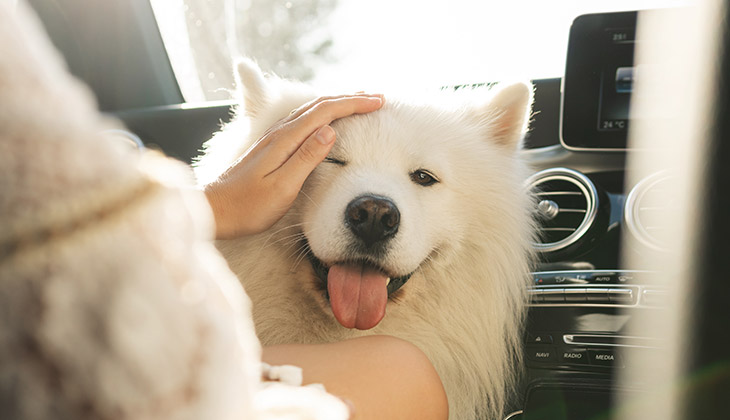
[306,249,413,331]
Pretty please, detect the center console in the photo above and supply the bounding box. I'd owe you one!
[516,270,665,419]
[510,9,671,420]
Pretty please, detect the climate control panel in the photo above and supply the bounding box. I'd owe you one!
[529,270,665,307]
[524,270,665,373]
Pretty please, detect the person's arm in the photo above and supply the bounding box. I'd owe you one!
[204,94,384,239]
[262,335,449,420]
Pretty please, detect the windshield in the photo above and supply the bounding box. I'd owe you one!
[151,0,687,102]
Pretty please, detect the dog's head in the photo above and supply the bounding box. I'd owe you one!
[205,60,532,331]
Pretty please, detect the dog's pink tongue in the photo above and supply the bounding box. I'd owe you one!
[327,263,388,330]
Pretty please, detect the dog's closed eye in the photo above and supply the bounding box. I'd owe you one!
[323,156,347,166]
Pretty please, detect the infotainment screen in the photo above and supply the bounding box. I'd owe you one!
[561,11,638,151]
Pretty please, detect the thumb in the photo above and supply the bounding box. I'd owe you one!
[279,125,336,184]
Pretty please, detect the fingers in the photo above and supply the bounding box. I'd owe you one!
[259,94,384,172]
[286,93,384,122]
[286,95,384,139]
[276,125,337,188]
[264,94,382,164]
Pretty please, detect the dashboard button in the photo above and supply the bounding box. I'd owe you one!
[585,288,610,303]
[608,288,634,304]
[564,287,587,302]
[553,276,569,284]
[588,350,623,367]
[542,289,565,303]
[642,288,667,306]
[527,333,554,344]
[616,273,635,283]
[526,346,556,362]
[528,288,543,303]
[590,273,616,283]
[560,348,590,365]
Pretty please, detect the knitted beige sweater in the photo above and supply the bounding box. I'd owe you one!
[0,4,346,420]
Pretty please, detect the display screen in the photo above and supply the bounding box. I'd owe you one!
[598,28,636,132]
[561,11,639,150]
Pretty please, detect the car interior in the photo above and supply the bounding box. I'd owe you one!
[24,0,729,419]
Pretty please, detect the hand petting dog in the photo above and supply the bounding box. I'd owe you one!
[204,94,384,239]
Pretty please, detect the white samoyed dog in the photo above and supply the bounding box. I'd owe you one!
[194,60,535,420]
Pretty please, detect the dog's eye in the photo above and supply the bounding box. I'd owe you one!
[410,169,439,187]
[323,157,346,166]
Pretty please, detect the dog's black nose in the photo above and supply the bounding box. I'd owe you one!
[345,195,400,247]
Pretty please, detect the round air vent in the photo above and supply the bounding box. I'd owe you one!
[527,168,605,257]
[624,172,672,253]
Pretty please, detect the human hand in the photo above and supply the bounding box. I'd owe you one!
[204,93,385,239]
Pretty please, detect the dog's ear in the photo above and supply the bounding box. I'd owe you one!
[235,58,269,117]
[479,82,533,149]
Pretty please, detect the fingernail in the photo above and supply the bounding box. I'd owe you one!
[316,125,335,145]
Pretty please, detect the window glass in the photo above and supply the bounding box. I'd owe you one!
[151,0,689,102]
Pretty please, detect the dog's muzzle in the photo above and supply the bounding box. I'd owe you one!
[304,194,414,330]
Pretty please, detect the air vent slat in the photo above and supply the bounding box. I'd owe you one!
[536,191,584,196]
[541,212,588,229]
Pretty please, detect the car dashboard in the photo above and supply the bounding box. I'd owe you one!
[508,10,673,420]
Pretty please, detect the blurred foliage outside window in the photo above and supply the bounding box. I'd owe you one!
[152,0,336,102]
[152,0,688,103]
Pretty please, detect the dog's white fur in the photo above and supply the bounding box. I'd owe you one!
[195,60,535,420]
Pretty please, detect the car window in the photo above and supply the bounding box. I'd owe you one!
[151,0,689,102]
